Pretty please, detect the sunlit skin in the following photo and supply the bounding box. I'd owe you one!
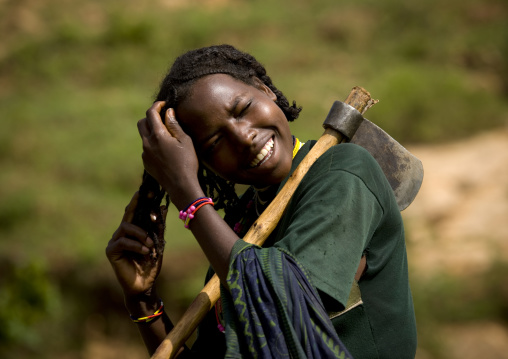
[106,74,296,356]
[176,74,294,188]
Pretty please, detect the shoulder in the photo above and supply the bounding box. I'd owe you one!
[292,140,396,211]
[318,142,379,171]
[300,141,386,186]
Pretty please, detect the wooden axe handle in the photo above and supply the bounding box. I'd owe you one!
[151,86,375,359]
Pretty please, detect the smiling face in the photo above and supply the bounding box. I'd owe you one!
[176,74,294,188]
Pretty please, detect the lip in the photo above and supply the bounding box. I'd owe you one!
[249,136,275,168]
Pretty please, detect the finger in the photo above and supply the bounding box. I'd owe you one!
[122,192,140,223]
[107,236,151,258]
[112,221,147,243]
[164,108,185,139]
[137,117,150,138]
[114,221,154,250]
[145,101,167,133]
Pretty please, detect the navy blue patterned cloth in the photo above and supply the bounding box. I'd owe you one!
[221,242,353,358]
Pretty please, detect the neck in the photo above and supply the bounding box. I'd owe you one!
[254,183,279,206]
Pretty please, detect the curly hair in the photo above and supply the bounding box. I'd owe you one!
[133,45,301,248]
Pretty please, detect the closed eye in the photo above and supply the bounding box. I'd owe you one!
[237,100,252,118]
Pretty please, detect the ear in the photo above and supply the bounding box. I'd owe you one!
[252,77,277,102]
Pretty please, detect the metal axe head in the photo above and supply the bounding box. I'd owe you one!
[323,101,424,211]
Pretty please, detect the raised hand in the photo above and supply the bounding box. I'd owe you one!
[106,192,167,297]
[137,101,202,209]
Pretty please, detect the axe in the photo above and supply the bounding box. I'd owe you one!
[151,87,423,359]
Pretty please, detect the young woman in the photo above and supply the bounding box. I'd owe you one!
[106,45,417,358]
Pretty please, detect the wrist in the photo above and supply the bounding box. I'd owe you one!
[130,299,164,324]
[168,182,206,211]
[124,288,161,318]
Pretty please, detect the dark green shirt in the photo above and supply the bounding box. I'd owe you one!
[269,141,417,358]
[192,141,417,358]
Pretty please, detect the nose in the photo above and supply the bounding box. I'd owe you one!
[227,120,256,149]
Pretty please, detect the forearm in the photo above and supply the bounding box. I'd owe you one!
[187,204,239,284]
[167,183,238,285]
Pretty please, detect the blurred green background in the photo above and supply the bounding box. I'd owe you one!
[1,0,507,358]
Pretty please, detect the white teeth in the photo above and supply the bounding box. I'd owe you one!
[250,138,274,167]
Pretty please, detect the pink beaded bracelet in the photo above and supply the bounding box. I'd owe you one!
[179,197,214,228]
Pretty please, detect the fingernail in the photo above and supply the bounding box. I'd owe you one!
[141,246,150,254]
[167,108,176,121]
[146,237,154,247]
[150,213,157,222]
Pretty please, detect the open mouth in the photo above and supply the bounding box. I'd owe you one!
[250,137,274,168]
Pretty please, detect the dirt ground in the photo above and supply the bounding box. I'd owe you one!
[403,127,508,359]
[404,127,508,278]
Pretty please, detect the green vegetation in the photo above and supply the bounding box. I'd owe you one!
[1,0,507,357]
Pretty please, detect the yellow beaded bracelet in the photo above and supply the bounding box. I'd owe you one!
[130,301,164,323]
